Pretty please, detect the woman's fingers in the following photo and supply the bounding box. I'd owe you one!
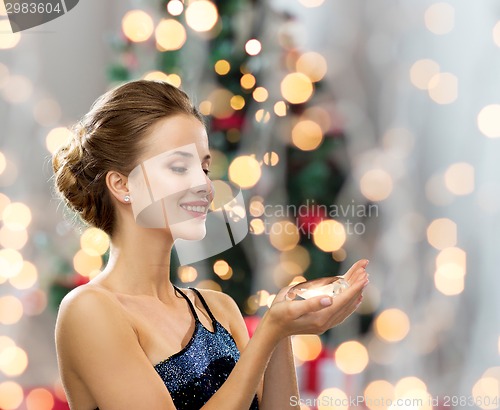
[344,259,369,283]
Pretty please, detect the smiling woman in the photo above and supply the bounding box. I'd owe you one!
[51,79,368,410]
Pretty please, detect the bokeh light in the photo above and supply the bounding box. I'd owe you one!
[374,308,410,342]
[0,381,24,410]
[426,218,457,250]
[80,228,110,256]
[334,341,369,374]
[2,75,32,104]
[9,261,38,290]
[155,19,186,50]
[230,95,245,110]
[26,388,55,410]
[252,87,268,102]
[274,101,287,117]
[434,263,465,295]
[0,20,21,49]
[444,162,474,195]
[428,72,458,104]
[0,345,28,376]
[208,88,234,119]
[45,127,72,154]
[73,249,102,277]
[240,73,256,89]
[364,380,394,410]
[215,59,230,75]
[178,266,198,283]
[143,71,169,81]
[33,97,62,126]
[318,388,348,410]
[281,72,314,104]
[0,249,23,279]
[424,2,455,35]
[0,296,23,325]
[122,10,154,42]
[477,105,500,138]
[292,335,322,361]
[409,59,440,90]
[245,39,262,56]
[167,0,184,16]
[263,151,279,166]
[296,52,327,82]
[250,218,265,235]
[2,202,31,231]
[185,1,218,32]
[0,226,28,250]
[228,155,261,188]
[360,169,393,201]
[291,119,323,151]
[269,220,300,251]
[312,220,346,252]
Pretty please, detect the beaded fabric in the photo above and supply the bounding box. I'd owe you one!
[95,285,259,410]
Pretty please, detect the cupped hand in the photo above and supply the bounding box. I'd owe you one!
[263,259,370,341]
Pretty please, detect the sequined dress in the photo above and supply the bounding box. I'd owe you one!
[94,286,259,410]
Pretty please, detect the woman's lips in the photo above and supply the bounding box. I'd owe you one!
[180,202,208,219]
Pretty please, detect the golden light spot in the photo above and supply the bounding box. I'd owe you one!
[0,381,24,410]
[364,380,394,410]
[0,20,21,50]
[332,248,347,262]
[33,98,61,127]
[292,335,322,361]
[360,169,393,201]
[199,100,212,116]
[73,249,102,277]
[240,73,256,89]
[250,218,265,235]
[45,127,72,154]
[245,39,262,56]
[428,72,458,104]
[296,52,327,82]
[409,59,440,90]
[472,377,500,410]
[426,218,457,250]
[166,73,182,87]
[477,105,500,138]
[263,151,279,166]
[0,249,23,279]
[196,280,222,291]
[213,260,230,277]
[228,155,261,189]
[208,88,234,119]
[26,388,55,410]
[374,308,410,342]
[186,1,218,32]
[155,19,186,51]
[434,265,464,295]
[2,75,32,104]
[318,388,348,410]
[0,296,23,325]
[167,0,184,16]
[249,200,264,217]
[0,226,28,250]
[274,101,287,117]
[0,345,27,376]
[255,109,270,123]
[9,261,38,290]
[0,152,6,175]
[0,1,6,15]
[215,59,231,75]
[436,247,466,270]
[312,220,346,252]
[394,377,428,397]
[298,0,325,7]
[253,87,268,102]
[444,162,474,195]
[143,71,169,81]
[334,341,369,374]
[291,120,323,151]
[81,228,110,256]
[425,2,455,35]
[269,221,300,251]
[178,266,198,283]
[230,95,245,110]
[281,72,314,104]
[122,10,154,42]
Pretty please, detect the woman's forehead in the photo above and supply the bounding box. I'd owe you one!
[141,115,209,160]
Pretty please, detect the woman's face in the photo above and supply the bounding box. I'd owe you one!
[128,114,212,241]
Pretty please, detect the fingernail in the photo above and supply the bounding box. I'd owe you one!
[320,297,332,307]
[364,259,370,266]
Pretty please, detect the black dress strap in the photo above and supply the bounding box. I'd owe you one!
[173,284,199,321]
[189,287,217,323]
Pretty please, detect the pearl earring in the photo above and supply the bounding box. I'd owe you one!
[124,195,131,203]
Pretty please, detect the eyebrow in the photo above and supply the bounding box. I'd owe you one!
[167,151,211,161]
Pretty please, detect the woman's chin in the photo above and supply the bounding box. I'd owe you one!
[170,223,207,242]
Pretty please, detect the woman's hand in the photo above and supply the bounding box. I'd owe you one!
[261,259,369,342]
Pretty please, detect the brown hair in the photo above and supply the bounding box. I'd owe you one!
[52,79,204,236]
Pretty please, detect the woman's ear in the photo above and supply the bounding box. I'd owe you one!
[106,170,131,204]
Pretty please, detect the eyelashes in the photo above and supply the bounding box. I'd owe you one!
[169,166,211,176]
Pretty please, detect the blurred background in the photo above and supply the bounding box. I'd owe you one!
[1,0,500,409]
